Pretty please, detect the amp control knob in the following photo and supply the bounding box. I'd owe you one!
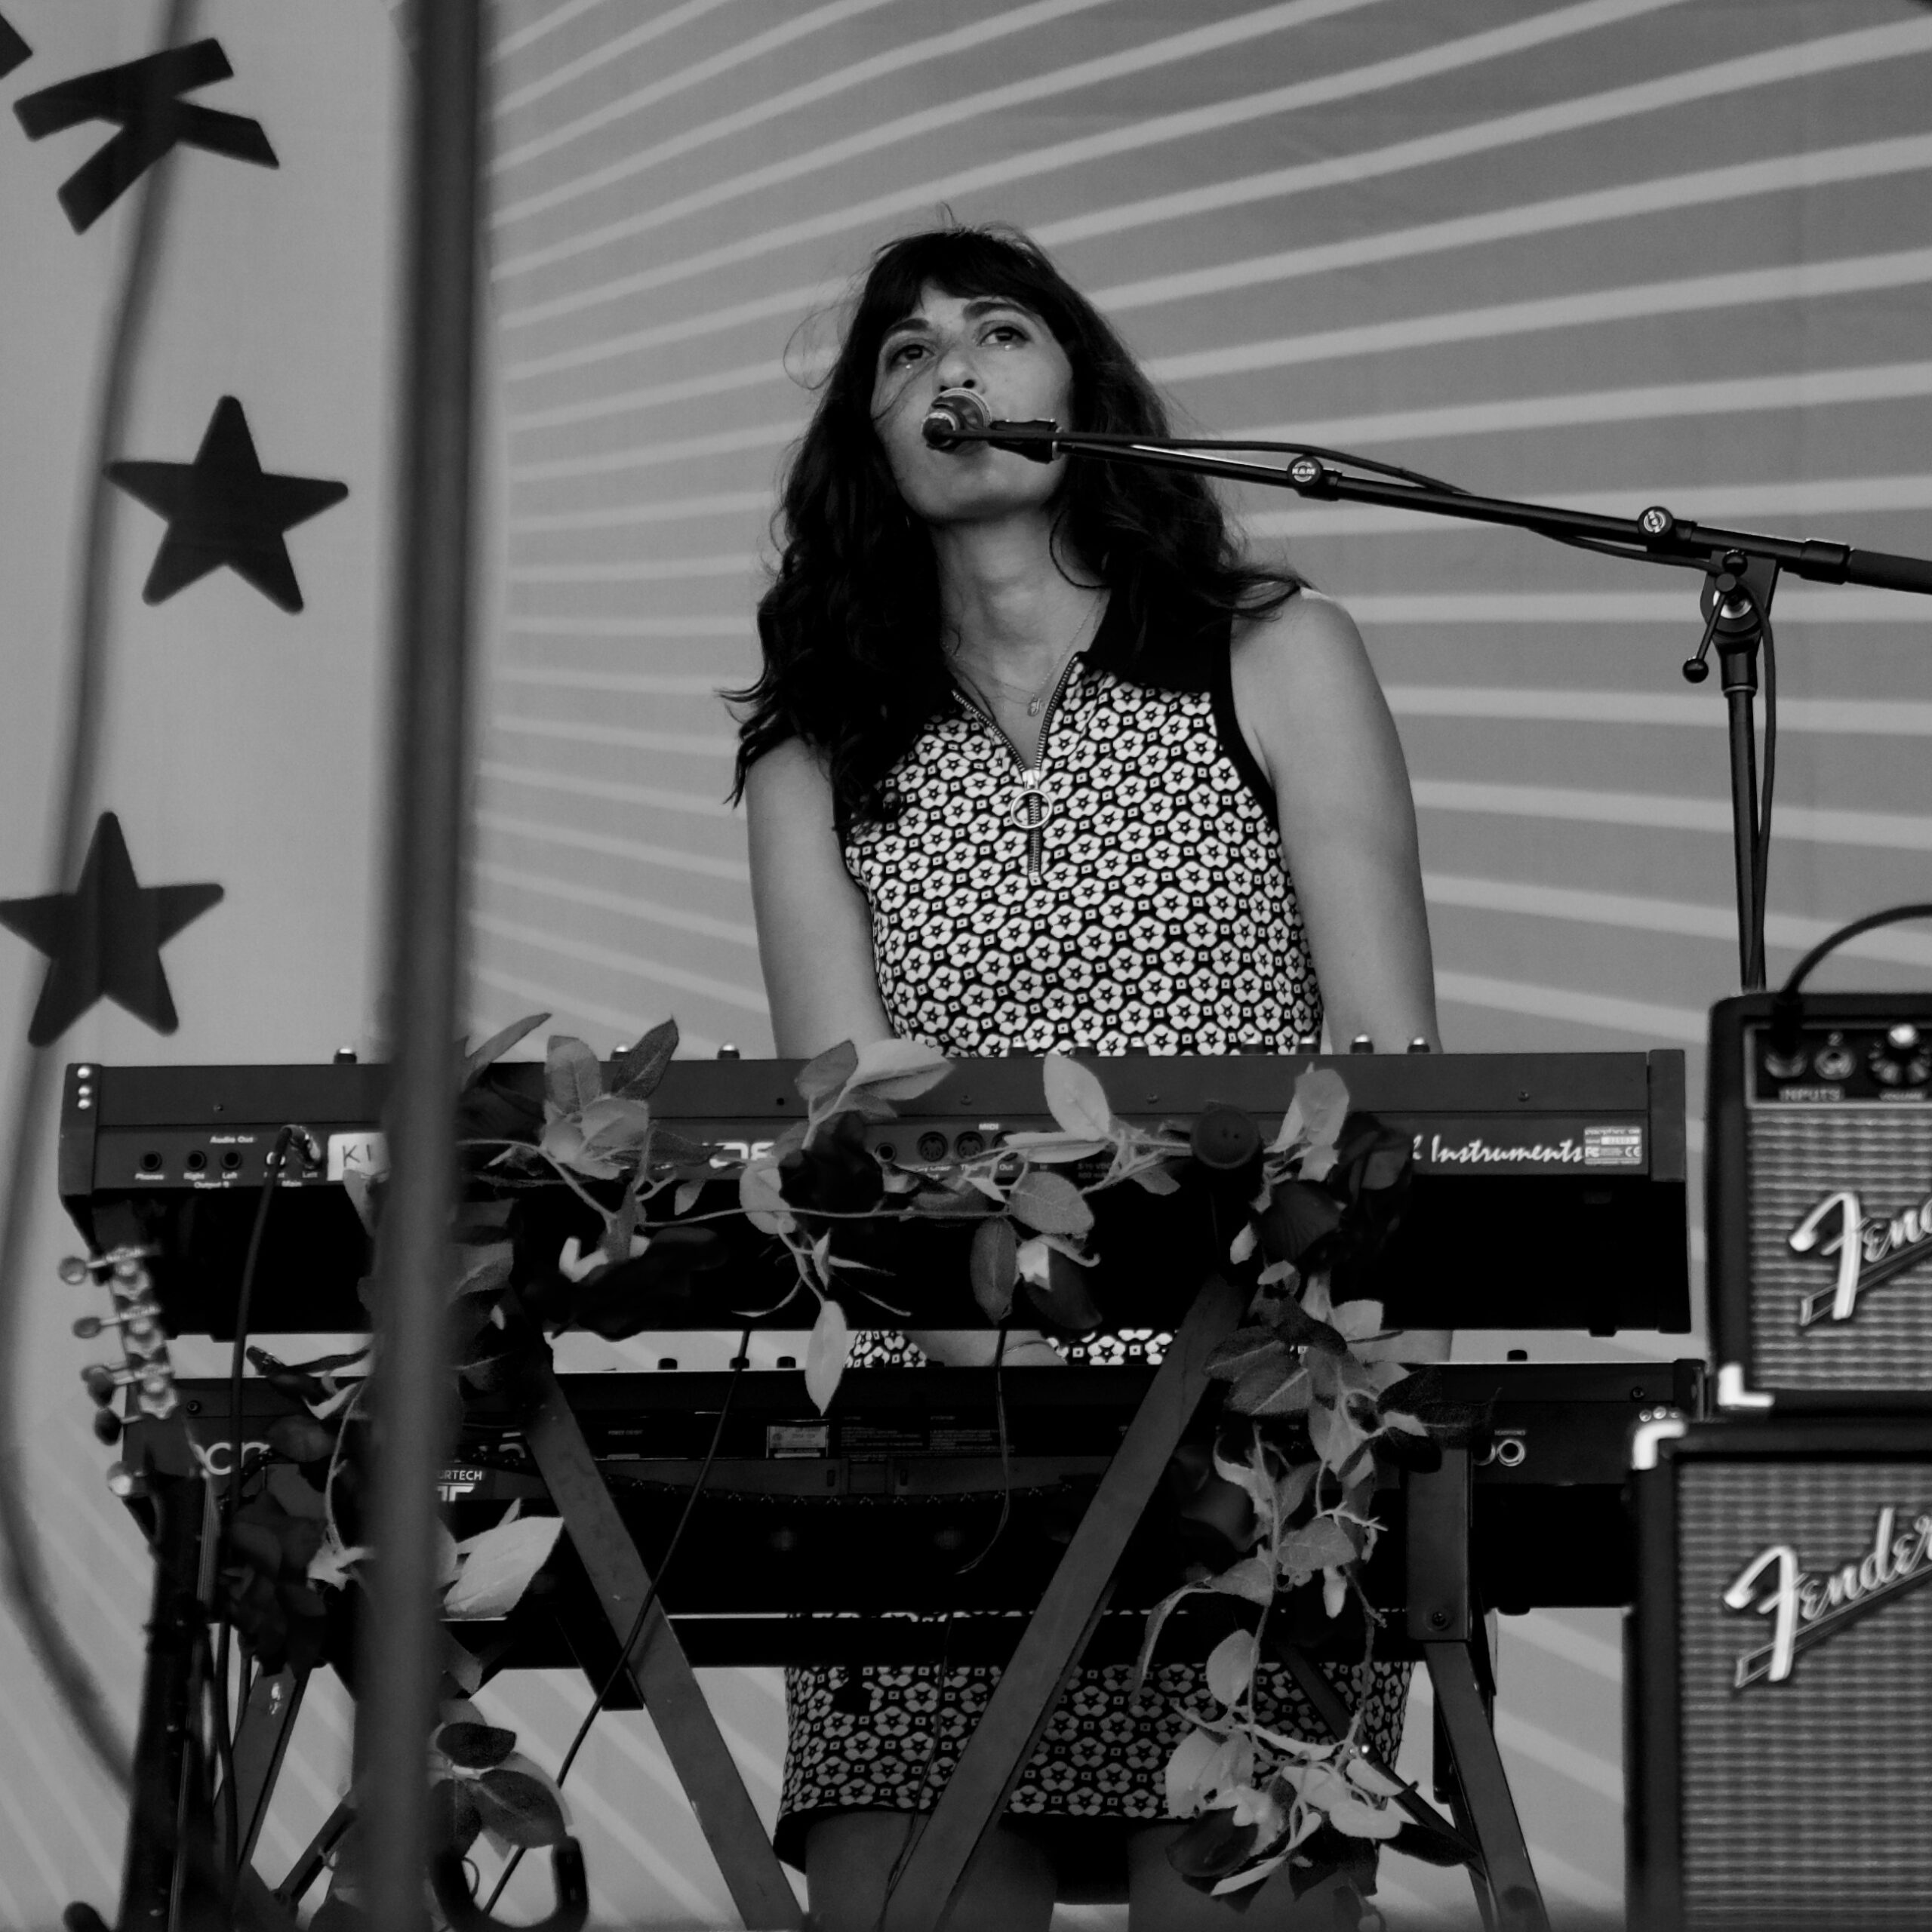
[1869,1026,1932,1088]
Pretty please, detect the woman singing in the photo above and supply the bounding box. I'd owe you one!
[734,227,1440,1930]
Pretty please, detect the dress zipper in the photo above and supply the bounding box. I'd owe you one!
[961,652,1081,886]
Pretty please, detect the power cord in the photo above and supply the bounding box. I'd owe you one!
[0,0,201,1798]
[210,1122,303,1884]
[875,1326,1013,1927]
[1774,900,1932,1018]
[952,1326,1012,1577]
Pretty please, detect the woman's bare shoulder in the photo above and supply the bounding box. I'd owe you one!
[743,732,830,800]
[1232,589,1369,682]
[1229,590,1389,775]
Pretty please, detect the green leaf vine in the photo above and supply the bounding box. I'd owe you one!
[172,1017,1463,1906]
[434,1020,1462,1900]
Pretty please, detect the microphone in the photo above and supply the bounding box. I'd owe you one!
[920,389,1062,463]
[921,386,989,450]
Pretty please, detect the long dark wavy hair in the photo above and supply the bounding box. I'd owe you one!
[730,226,1304,828]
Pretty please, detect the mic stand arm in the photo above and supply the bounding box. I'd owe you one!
[968,423,1932,593]
[961,423,1932,992]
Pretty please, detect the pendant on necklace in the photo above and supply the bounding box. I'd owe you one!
[1026,696,1044,715]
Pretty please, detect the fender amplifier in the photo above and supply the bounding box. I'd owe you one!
[1709,992,1932,1409]
[1627,1414,1932,1930]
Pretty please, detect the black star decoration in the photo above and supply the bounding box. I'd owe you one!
[107,396,349,611]
[0,814,223,1047]
[0,14,29,85]
[13,39,275,232]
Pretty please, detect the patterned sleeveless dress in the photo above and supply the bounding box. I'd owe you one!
[774,608,1411,1876]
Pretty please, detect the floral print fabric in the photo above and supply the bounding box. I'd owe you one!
[783,641,1407,1851]
[841,656,1321,1055]
[779,1654,1408,1855]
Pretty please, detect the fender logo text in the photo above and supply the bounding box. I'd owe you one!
[1723,1505,1932,1687]
[1788,1186,1932,1327]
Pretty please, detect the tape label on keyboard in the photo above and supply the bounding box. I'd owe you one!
[328,1131,389,1182]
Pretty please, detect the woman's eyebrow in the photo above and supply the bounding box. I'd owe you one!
[880,297,1034,345]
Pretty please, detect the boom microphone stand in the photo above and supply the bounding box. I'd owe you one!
[937,417,1932,992]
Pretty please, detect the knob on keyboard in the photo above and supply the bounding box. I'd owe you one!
[1190,1103,1260,1173]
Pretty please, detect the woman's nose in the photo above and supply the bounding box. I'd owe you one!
[931,339,979,391]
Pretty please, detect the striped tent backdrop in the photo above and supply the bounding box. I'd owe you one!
[466,2,1932,1922]
[1,2,1927,1926]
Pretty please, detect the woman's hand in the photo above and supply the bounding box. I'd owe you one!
[905,1329,1066,1367]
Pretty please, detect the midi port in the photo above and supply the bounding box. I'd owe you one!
[915,1131,949,1163]
[954,1131,986,1159]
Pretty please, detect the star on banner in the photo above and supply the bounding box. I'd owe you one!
[14,38,275,232]
[0,814,223,1046]
[0,14,29,84]
[107,396,349,611]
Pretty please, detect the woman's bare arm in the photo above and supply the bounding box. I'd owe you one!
[745,739,1063,1367]
[744,737,895,1059]
[1232,592,1438,1053]
[1232,592,1448,1361]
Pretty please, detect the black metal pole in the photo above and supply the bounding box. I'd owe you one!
[1721,659,1763,992]
[353,5,485,1927]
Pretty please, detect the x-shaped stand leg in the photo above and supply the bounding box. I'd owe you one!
[520,1358,804,1930]
[1406,1452,1549,1932]
[881,1270,1249,1930]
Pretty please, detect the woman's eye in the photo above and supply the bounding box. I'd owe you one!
[885,340,925,368]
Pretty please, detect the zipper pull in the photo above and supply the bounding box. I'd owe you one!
[1010,773,1052,886]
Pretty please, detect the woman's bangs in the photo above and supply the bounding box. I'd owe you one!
[856,232,1077,355]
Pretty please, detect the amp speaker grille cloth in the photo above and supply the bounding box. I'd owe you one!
[1746,1110,1932,1389]
[1675,1459,1932,1928]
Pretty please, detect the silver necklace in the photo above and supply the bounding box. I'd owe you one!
[952,599,1104,718]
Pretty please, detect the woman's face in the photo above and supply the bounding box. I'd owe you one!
[869,282,1074,528]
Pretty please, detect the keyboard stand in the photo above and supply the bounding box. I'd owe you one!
[1407,1451,1550,1932]
[218,1310,1546,1932]
[878,1269,1249,1929]
[518,1358,806,1929]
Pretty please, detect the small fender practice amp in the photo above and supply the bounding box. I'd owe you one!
[1709,992,1932,1409]
[1627,1414,1932,1930]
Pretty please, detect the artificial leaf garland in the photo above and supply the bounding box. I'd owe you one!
[439,1021,1454,1895]
[187,1020,1455,1900]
